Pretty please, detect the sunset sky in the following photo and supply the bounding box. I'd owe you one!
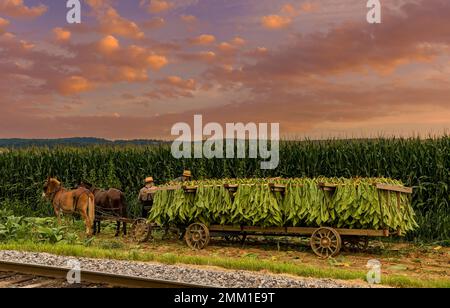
[0,0,449,139]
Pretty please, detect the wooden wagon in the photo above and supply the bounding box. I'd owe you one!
[145,182,413,258]
[92,208,155,242]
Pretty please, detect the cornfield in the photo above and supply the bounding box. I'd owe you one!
[0,137,448,241]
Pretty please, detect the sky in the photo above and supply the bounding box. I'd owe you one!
[0,0,449,140]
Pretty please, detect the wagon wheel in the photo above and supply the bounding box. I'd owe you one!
[342,236,369,252]
[131,219,151,243]
[185,223,210,250]
[310,227,342,259]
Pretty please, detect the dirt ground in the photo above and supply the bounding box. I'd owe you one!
[93,225,450,283]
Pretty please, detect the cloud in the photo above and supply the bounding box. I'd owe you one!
[144,75,197,100]
[0,19,170,98]
[244,47,269,58]
[300,2,318,13]
[178,50,216,63]
[161,75,196,90]
[87,1,145,39]
[261,15,292,29]
[146,54,169,70]
[141,17,166,29]
[262,2,318,30]
[217,42,236,53]
[281,4,297,16]
[180,14,197,23]
[53,28,71,42]
[190,34,216,45]
[97,35,120,54]
[1,0,450,139]
[0,0,47,18]
[281,2,318,16]
[0,17,10,31]
[58,76,93,95]
[231,36,246,46]
[143,0,174,13]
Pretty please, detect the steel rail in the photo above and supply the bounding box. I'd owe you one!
[0,260,210,288]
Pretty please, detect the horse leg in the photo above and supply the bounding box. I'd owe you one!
[97,220,101,234]
[80,210,92,236]
[54,208,61,225]
[123,221,127,236]
[93,220,97,235]
[115,221,120,237]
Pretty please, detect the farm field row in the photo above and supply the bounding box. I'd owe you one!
[1,224,448,288]
[1,137,449,241]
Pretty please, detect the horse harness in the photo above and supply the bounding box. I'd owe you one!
[50,186,91,214]
[91,189,123,219]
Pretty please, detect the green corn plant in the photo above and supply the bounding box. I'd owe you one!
[0,137,448,241]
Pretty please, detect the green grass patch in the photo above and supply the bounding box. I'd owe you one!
[0,241,449,288]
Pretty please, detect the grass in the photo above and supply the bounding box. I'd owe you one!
[1,241,449,288]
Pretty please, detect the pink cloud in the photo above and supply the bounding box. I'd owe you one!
[0,0,47,18]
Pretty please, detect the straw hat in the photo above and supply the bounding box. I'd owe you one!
[145,177,154,184]
[183,170,192,177]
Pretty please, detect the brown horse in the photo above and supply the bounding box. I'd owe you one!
[43,178,95,236]
[79,182,128,237]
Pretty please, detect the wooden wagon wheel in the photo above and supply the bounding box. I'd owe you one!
[342,236,369,252]
[185,223,210,250]
[131,219,152,243]
[310,227,342,258]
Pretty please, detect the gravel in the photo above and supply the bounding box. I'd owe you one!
[0,250,377,288]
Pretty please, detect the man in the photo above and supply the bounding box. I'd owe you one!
[173,170,192,183]
[138,177,158,218]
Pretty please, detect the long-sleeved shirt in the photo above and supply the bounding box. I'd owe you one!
[138,185,158,202]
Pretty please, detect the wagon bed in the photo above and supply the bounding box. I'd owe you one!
[146,181,413,258]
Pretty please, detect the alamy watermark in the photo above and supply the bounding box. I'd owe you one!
[366,259,382,284]
[171,115,280,170]
[65,1,381,25]
[66,0,81,24]
[367,0,382,24]
[66,259,81,284]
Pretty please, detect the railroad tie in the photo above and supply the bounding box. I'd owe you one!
[21,279,59,289]
[0,276,35,288]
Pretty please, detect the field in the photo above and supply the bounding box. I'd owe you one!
[1,221,448,288]
[0,137,449,242]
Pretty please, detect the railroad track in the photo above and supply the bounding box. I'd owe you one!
[0,260,209,288]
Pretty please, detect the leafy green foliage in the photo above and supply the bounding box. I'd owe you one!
[0,209,78,243]
[0,137,449,240]
[149,178,417,233]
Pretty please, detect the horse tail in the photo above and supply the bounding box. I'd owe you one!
[88,193,95,229]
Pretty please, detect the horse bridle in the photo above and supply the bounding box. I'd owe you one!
[47,185,62,203]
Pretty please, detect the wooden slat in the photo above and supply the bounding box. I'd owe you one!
[286,227,318,235]
[210,225,390,237]
[155,186,182,191]
[209,225,241,232]
[318,183,338,191]
[319,183,339,188]
[336,228,389,237]
[286,227,389,237]
[183,186,198,190]
[242,226,287,233]
[209,225,389,237]
[376,184,413,194]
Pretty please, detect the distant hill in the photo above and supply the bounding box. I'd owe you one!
[0,137,167,148]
